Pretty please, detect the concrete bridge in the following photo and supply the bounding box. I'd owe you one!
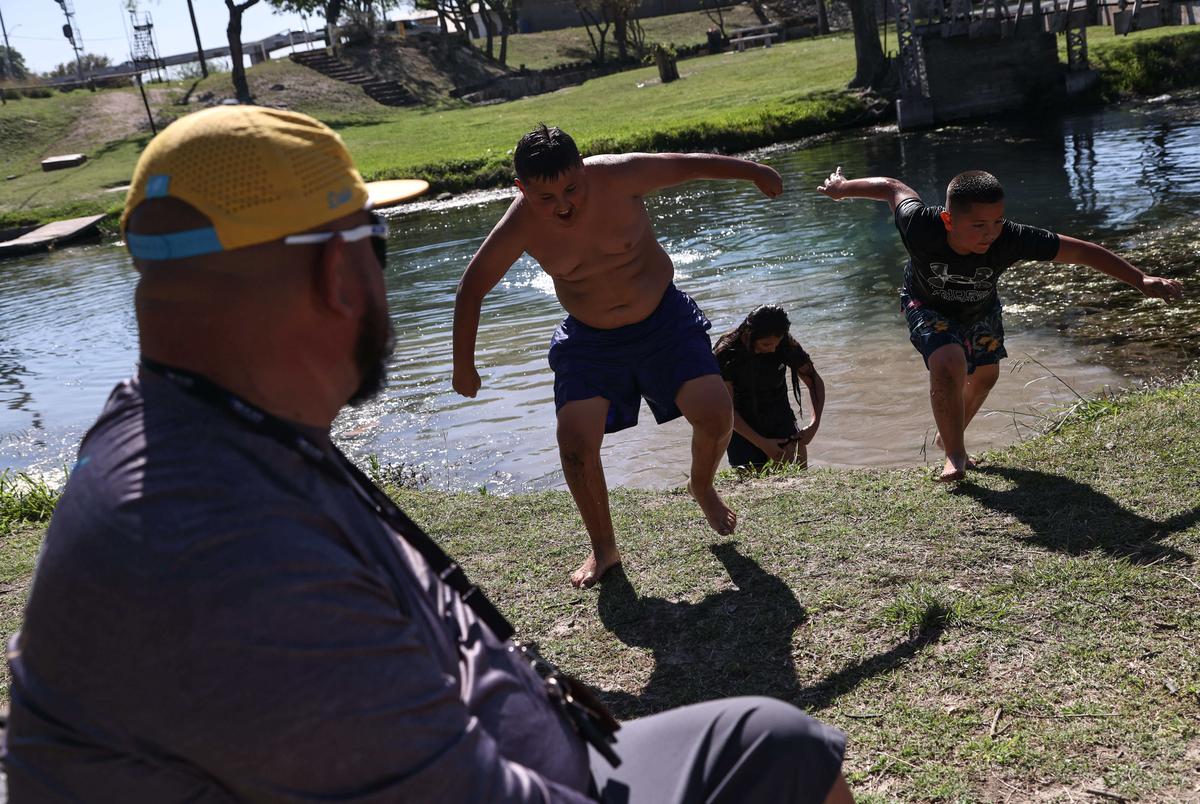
[894,0,1200,129]
[41,29,329,88]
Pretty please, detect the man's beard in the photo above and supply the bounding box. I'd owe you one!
[348,299,395,406]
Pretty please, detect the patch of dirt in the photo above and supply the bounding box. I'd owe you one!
[178,62,382,116]
[341,33,510,104]
[48,88,169,157]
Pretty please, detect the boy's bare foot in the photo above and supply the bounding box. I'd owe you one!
[570,551,622,588]
[933,432,978,469]
[688,480,738,535]
[938,454,968,482]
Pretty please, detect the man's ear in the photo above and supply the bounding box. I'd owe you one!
[514,177,526,195]
[313,237,356,319]
[940,210,953,231]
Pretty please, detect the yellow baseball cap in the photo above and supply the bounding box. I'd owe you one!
[121,105,369,260]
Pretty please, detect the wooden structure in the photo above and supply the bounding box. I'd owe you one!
[895,0,1097,129]
[0,215,104,259]
[729,23,784,50]
[896,0,1200,129]
[40,154,87,172]
[1109,0,1200,33]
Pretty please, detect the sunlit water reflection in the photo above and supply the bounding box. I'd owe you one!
[3,93,1198,491]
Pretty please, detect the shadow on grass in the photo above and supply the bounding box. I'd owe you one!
[597,542,944,719]
[958,465,1197,564]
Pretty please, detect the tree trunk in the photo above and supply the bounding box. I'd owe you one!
[847,0,885,88]
[324,0,345,29]
[815,0,829,34]
[614,16,628,60]
[225,0,261,105]
[653,46,678,82]
[497,3,512,64]
[749,0,770,24]
[482,4,495,57]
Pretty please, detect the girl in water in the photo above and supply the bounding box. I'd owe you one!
[714,305,825,469]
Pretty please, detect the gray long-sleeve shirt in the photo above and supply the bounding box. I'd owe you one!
[3,370,593,802]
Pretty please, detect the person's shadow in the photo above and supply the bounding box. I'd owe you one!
[956,465,1197,564]
[596,542,945,719]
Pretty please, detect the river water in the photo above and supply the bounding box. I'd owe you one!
[2,93,1198,491]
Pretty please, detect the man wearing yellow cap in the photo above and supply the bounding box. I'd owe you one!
[2,106,852,804]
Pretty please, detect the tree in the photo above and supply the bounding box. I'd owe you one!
[609,0,643,61]
[572,0,644,63]
[479,0,521,64]
[47,53,111,79]
[702,0,728,39]
[266,0,346,53]
[748,0,771,24]
[266,0,346,25]
[225,0,263,104]
[846,0,886,88]
[573,0,613,62]
[341,0,400,41]
[0,45,29,81]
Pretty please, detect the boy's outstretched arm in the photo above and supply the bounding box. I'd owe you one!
[1054,235,1184,301]
[452,204,526,397]
[605,153,783,198]
[817,167,919,213]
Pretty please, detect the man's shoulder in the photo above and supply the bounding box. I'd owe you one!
[68,375,329,530]
[582,153,629,169]
[582,154,649,184]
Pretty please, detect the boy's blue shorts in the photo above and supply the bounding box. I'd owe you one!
[548,284,720,434]
[901,291,1007,375]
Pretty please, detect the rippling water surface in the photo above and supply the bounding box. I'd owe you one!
[3,94,1198,490]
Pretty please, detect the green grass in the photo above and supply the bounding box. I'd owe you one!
[476,6,764,70]
[5,24,1200,227]
[0,379,1197,797]
[1086,25,1200,98]
[387,380,1200,800]
[341,34,869,183]
[0,470,59,533]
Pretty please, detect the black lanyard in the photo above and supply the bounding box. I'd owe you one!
[140,357,516,642]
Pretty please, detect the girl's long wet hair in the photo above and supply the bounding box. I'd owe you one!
[713,304,807,410]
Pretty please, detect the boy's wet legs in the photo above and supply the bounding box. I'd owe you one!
[558,397,621,588]
[676,374,737,535]
[927,344,970,481]
[933,363,1000,466]
[963,363,999,434]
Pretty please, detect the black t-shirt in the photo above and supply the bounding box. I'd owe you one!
[717,340,811,436]
[894,197,1060,323]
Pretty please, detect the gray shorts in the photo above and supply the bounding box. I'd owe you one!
[590,696,846,803]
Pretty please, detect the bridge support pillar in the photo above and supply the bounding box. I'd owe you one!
[896,96,936,130]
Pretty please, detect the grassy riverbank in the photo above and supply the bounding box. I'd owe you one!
[4,24,1200,228]
[2,380,1197,799]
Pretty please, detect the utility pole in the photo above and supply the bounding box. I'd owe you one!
[54,0,90,88]
[185,0,208,78]
[0,3,9,105]
[0,5,14,78]
[0,4,14,104]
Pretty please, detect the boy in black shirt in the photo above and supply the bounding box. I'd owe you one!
[817,168,1183,482]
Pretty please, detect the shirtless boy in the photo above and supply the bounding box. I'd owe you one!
[817,168,1183,482]
[453,124,783,587]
